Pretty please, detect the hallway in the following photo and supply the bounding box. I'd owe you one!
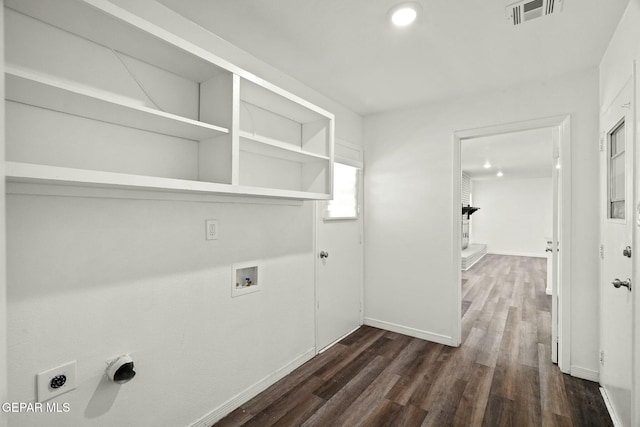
[215,255,611,426]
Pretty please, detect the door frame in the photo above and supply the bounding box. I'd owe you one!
[452,115,572,373]
[633,59,640,427]
[314,140,364,354]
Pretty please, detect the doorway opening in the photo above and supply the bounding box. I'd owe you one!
[453,116,572,372]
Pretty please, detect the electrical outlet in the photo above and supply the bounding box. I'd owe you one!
[37,361,77,402]
[205,219,219,240]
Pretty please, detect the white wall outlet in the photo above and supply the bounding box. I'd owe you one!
[37,360,77,402]
[205,219,219,240]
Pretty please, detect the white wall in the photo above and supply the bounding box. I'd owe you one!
[471,177,552,257]
[7,196,317,427]
[599,0,640,423]
[4,2,363,427]
[599,0,640,112]
[0,3,7,427]
[364,68,601,375]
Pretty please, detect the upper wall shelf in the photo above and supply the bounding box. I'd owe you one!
[6,67,229,141]
[4,0,335,201]
[240,78,330,124]
[5,0,228,83]
[239,131,329,163]
[5,162,331,201]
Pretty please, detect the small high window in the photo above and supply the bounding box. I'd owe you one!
[325,163,359,220]
[608,120,626,220]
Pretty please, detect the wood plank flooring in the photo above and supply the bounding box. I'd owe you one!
[214,255,612,426]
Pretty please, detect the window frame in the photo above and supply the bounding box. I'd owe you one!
[607,118,626,222]
[323,162,361,222]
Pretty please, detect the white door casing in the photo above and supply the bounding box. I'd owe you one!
[453,115,572,371]
[551,126,560,364]
[633,59,640,427]
[600,78,634,427]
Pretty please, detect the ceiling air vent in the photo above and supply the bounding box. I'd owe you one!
[506,0,564,25]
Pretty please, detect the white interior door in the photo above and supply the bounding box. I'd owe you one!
[633,60,640,427]
[316,162,363,351]
[600,79,634,427]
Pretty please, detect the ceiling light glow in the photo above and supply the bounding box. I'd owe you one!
[390,3,421,27]
[392,8,417,26]
[496,171,504,177]
[483,161,491,169]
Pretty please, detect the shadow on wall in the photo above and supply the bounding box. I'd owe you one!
[85,376,119,419]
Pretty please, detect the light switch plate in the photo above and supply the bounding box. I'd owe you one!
[37,361,77,402]
[206,219,219,240]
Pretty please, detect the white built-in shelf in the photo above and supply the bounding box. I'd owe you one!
[6,0,229,83]
[6,67,229,141]
[5,161,224,192]
[4,0,334,201]
[5,162,330,201]
[240,78,330,124]
[239,131,329,163]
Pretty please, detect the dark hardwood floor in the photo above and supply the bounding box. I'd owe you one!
[214,254,612,426]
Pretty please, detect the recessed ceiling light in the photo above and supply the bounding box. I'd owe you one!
[496,171,504,177]
[390,3,422,27]
[483,161,491,169]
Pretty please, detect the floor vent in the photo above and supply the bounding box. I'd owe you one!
[506,0,564,25]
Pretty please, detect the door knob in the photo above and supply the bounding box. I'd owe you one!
[623,246,632,258]
[612,278,632,291]
[319,251,329,259]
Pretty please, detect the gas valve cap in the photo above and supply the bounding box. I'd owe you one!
[106,354,136,384]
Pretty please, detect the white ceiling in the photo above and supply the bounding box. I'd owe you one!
[157,0,629,116]
[461,127,554,180]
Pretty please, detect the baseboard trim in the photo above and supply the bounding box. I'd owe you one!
[487,250,545,258]
[571,365,599,382]
[363,318,455,346]
[188,347,316,427]
[600,387,622,427]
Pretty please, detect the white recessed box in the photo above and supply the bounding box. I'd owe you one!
[232,261,260,297]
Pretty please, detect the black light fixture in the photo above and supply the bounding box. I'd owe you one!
[462,205,480,219]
